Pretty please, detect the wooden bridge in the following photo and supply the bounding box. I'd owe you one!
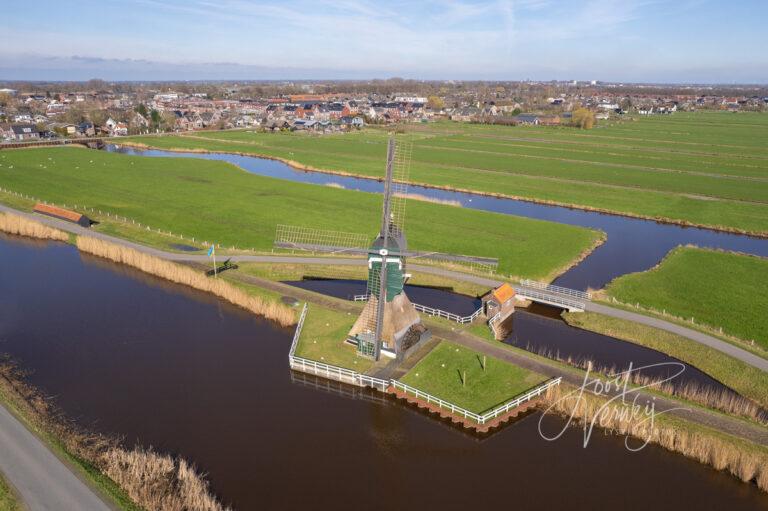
[513,279,591,312]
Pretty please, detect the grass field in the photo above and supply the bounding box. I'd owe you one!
[0,146,601,280]
[0,474,20,511]
[399,340,547,413]
[604,247,768,350]
[293,304,372,372]
[123,111,768,235]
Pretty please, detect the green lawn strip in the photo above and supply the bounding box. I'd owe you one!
[0,387,143,511]
[0,146,600,280]
[0,474,20,511]
[604,246,768,351]
[293,304,372,373]
[563,312,768,409]
[400,340,547,414]
[0,190,36,212]
[93,219,206,253]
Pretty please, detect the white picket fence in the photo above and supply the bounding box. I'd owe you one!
[352,294,482,324]
[288,303,389,391]
[391,376,562,425]
[288,302,562,423]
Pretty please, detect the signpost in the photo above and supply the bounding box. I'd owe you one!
[208,244,216,277]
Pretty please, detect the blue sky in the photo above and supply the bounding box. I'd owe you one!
[2,0,767,82]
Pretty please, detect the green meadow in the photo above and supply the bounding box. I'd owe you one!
[605,246,768,350]
[123,111,768,235]
[0,146,601,280]
[0,474,20,511]
[400,340,547,414]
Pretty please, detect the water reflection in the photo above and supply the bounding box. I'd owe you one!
[1,233,766,510]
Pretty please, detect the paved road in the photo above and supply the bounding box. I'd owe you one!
[0,403,111,511]
[584,301,768,372]
[2,202,766,374]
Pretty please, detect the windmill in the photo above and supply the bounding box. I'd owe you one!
[275,136,498,361]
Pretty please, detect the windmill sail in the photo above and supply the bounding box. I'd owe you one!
[274,135,497,361]
[274,139,496,272]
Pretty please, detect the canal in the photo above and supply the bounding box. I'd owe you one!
[105,144,768,290]
[1,233,766,510]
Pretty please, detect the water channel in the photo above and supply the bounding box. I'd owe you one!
[1,233,766,509]
[106,144,768,290]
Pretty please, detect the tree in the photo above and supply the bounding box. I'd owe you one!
[89,109,108,127]
[64,104,88,124]
[135,103,148,118]
[161,111,177,131]
[0,93,10,107]
[427,95,445,110]
[571,108,595,129]
[150,109,162,127]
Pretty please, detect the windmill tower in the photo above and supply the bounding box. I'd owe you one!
[347,138,428,360]
[274,135,499,361]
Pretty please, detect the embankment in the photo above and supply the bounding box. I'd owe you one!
[76,236,296,326]
[540,384,768,493]
[0,358,230,511]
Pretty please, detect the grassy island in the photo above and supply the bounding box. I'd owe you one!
[400,341,547,414]
[604,246,768,351]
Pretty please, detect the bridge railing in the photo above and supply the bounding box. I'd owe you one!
[515,287,586,310]
[519,279,591,300]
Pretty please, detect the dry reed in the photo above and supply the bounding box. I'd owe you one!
[103,448,228,511]
[0,358,229,511]
[541,384,768,493]
[76,236,295,326]
[394,192,463,207]
[0,213,68,241]
[530,344,766,424]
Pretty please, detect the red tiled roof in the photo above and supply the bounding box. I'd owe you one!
[492,283,515,304]
[33,203,84,223]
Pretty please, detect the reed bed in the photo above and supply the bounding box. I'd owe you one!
[0,358,229,511]
[541,384,768,492]
[76,236,295,326]
[530,345,766,424]
[0,213,68,241]
[103,447,228,511]
[394,192,463,207]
